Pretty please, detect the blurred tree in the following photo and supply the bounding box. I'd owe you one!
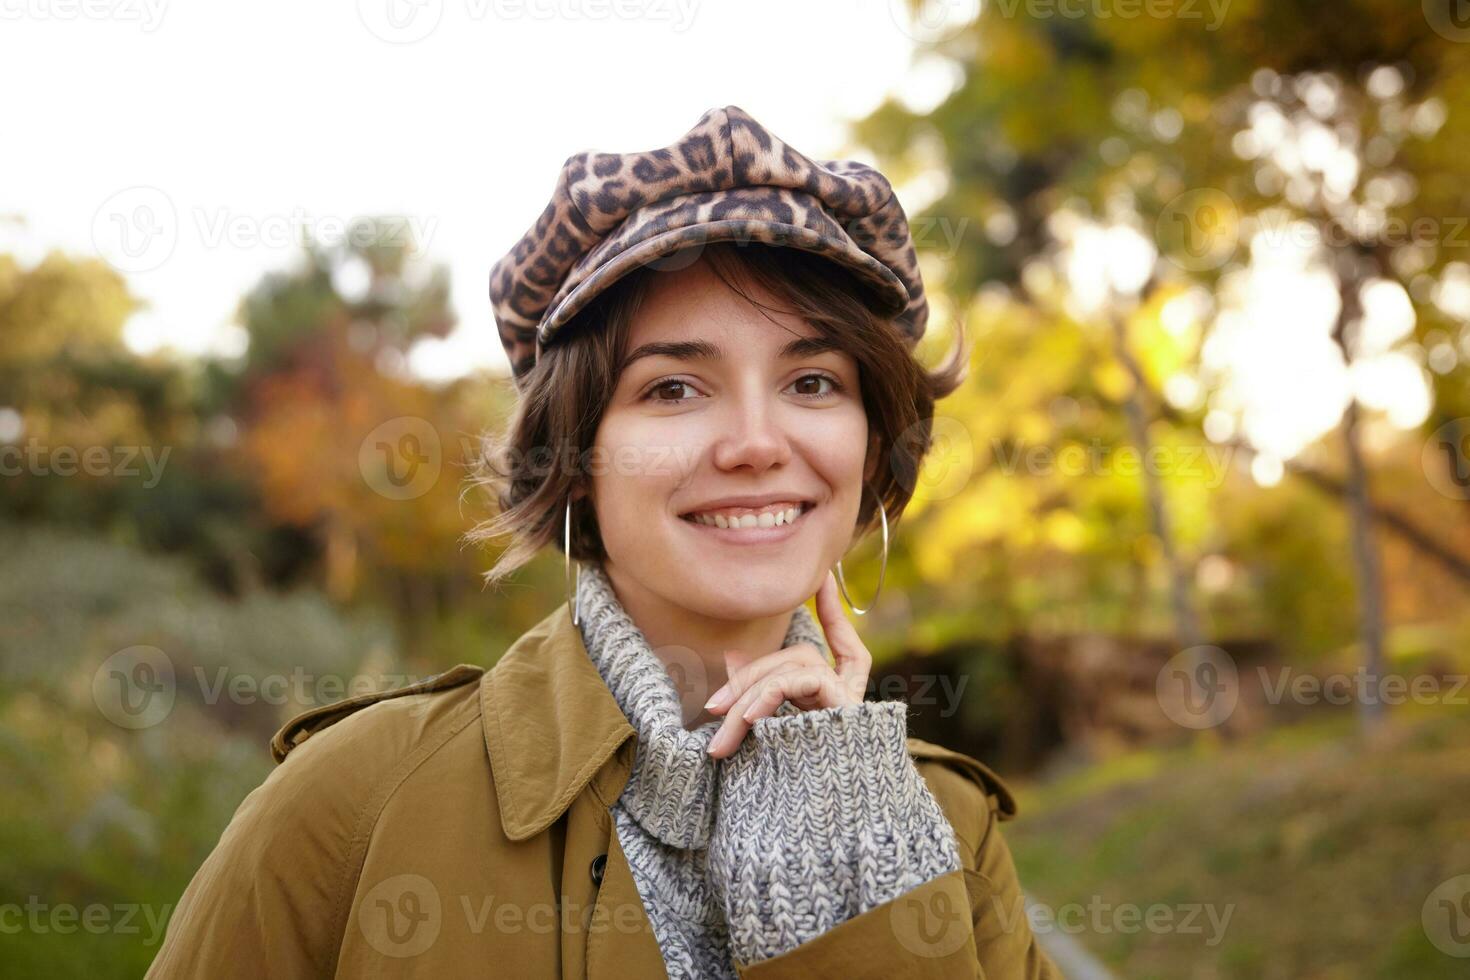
[867,0,1470,735]
[0,251,136,367]
[231,218,490,639]
[0,252,186,527]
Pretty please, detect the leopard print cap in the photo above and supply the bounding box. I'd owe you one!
[488,104,930,387]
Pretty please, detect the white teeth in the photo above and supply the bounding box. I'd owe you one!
[689,503,806,529]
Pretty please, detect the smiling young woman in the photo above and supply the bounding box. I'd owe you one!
[471,241,966,738]
[145,106,1060,980]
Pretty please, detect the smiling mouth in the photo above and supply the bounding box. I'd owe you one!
[678,501,814,531]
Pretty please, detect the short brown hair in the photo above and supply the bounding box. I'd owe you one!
[467,242,968,586]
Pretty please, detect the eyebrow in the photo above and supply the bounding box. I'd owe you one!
[619,335,838,372]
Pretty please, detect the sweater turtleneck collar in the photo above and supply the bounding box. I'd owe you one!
[573,561,829,849]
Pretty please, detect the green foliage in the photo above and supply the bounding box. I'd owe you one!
[0,524,403,975]
[861,0,1470,671]
[0,251,137,370]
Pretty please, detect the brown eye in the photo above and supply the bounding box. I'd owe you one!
[646,379,697,402]
[787,373,838,398]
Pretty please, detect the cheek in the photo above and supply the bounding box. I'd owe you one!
[590,415,700,512]
[796,404,870,489]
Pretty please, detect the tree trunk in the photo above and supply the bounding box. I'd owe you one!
[1332,277,1388,739]
[1109,310,1222,730]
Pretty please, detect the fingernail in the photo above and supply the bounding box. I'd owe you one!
[704,685,729,710]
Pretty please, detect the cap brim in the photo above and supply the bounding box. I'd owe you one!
[537,217,912,348]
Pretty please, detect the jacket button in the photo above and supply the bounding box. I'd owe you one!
[590,853,607,887]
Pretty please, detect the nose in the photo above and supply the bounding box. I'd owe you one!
[709,388,793,474]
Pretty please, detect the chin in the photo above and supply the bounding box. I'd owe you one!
[671,567,820,622]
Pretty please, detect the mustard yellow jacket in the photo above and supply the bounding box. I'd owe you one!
[146,603,1060,978]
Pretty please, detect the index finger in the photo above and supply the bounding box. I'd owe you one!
[813,569,871,694]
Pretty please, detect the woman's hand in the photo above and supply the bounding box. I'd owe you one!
[704,569,872,759]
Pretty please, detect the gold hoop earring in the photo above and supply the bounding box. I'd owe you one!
[565,497,582,627]
[834,491,888,615]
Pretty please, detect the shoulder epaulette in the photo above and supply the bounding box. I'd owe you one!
[269,664,485,763]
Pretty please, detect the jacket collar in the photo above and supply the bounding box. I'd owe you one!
[480,600,638,841]
[477,591,1021,844]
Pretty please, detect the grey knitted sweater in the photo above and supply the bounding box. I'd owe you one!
[573,562,962,977]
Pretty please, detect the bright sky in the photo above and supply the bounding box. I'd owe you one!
[0,0,957,379]
[1,1,1446,470]
[1053,212,1435,473]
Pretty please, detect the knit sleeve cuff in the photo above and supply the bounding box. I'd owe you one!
[708,699,963,967]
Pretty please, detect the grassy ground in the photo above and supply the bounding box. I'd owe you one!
[1006,708,1470,979]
